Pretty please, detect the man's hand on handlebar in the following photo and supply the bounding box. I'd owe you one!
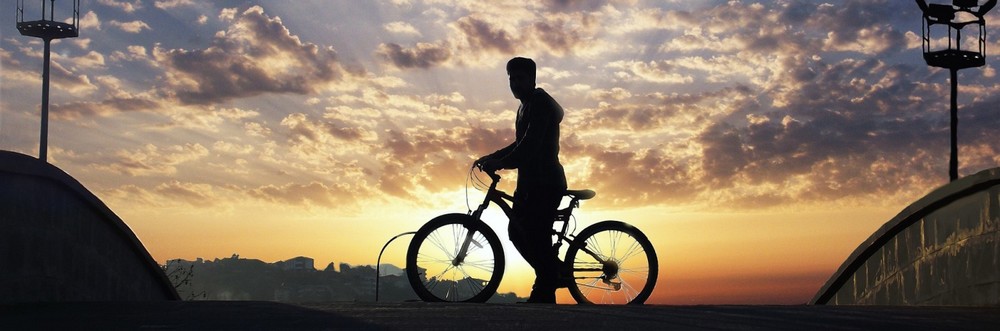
[475,157,502,174]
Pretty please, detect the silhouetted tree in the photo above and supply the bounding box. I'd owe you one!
[162,260,206,300]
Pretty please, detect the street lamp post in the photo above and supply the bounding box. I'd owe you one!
[916,0,995,181]
[15,0,80,163]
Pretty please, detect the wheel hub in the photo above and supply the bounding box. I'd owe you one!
[601,260,619,279]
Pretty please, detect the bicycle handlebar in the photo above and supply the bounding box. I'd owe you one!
[474,161,502,182]
[469,161,513,218]
[472,162,511,204]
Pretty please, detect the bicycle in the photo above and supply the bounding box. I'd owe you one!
[405,164,658,304]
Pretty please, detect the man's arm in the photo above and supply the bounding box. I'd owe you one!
[491,96,557,170]
[478,140,517,172]
[486,141,517,161]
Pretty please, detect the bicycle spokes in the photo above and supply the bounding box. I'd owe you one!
[413,222,498,302]
[570,228,653,304]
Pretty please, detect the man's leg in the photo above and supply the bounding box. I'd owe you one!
[509,191,562,303]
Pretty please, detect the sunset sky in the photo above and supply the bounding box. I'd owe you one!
[3,0,1000,304]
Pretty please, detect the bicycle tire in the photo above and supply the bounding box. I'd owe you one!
[565,220,658,304]
[406,213,505,302]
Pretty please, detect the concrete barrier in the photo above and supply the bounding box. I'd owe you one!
[812,168,1000,305]
[0,151,178,302]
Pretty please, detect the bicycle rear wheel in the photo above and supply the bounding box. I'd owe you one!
[406,213,505,302]
[565,221,657,304]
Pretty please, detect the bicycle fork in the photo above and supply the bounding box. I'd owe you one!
[455,173,501,266]
[453,228,482,266]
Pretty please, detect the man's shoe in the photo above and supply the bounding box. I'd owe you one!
[524,288,556,304]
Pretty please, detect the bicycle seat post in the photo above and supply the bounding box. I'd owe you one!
[554,197,577,239]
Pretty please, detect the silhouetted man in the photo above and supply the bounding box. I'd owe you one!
[477,57,567,303]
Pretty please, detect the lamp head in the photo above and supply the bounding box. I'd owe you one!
[954,0,977,9]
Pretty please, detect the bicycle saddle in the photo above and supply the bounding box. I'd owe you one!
[565,189,596,200]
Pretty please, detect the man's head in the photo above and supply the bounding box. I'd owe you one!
[507,57,536,100]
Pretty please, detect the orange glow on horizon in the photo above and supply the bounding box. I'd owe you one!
[127,196,894,304]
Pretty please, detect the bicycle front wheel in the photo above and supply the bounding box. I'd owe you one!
[406,213,505,302]
[565,221,658,304]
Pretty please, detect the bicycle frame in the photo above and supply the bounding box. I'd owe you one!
[452,172,509,268]
[464,171,608,278]
[405,168,656,303]
[470,172,512,221]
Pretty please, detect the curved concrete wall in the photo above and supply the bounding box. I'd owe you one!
[0,151,179,302]
[812,168,1000,305]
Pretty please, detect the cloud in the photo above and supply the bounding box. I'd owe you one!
[98,0,141,13]
[155,105,262,132]
[50,96,158,120]
[154,181,216,207]
[219,8,238,21]
[453,16,518,55]
[377,9,600,69]
[823,25,908,55]
[65,51,106,69]
[667,56,766,84]
[109,45,152,63]
[153,6,353,105]
[244,122,272,138]
[101,143,210,176]
[376,42,451,69]
[103,179,358,209]
[561,138,699,207]
[281,113,368,143]
[952,93,1000,170]
[527,18,590,56]
[108,20,152,33]
[0,47,37,84]
[248,181,363,207]
[7,38,101,95]
[608,60,693,84]
[154,0,195,9]
[690,56,952,207]
[384,21,422,36]
[212,140,255,154]
[542,0,611,12]
[375,126,512,199]
[48,61,99,95]
[648,1,912,91]
[263,112,380,178]
[79,11,101,31]
[10,0,999,216]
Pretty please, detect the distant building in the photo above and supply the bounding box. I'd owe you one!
[378,264,404,277]
[161,255,449,303]
[340,263,377,300]
[277,256,315,271]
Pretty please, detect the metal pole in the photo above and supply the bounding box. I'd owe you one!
[375,231,415,302]
[949,68,958,181]
[40,38,51,163]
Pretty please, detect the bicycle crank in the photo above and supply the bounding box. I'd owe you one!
[602,279,623,291]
